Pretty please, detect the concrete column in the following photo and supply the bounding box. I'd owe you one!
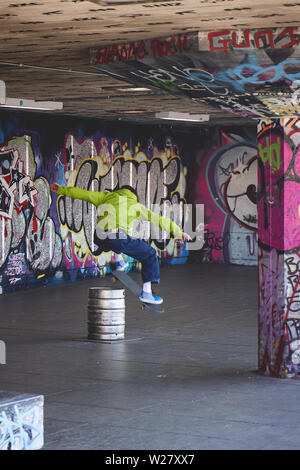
[258,118,300,378]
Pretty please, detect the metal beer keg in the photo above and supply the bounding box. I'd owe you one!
[87,287,125,341]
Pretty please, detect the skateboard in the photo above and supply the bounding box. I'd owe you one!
[109,263,164,313]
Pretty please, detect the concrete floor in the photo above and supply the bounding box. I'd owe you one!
[0,263,299,450]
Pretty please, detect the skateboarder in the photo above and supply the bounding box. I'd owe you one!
[51,183,191,305]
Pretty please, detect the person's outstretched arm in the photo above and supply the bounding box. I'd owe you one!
[137,203,191,242]
[51,183,105,206]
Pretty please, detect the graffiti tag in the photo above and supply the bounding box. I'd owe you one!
[208,27,300,52]
[0,404,43,450]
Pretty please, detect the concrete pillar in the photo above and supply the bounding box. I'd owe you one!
[258,118,300,378]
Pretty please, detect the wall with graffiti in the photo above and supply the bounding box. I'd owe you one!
[0,109,259,295]
[257,118,300,378]
[91,27,300,119]
[0,110,193,294]
[190,126,258,265]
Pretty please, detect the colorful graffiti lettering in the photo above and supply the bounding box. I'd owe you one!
[0,137,62,281]
[151,35,190,58]
[258,94,300,117]
[0,113,190,293]
[207,27,300,52]
[91,34,191,65]
[95,41,147,65]
[198,228,224,264]
[216,55,300,94]
[125,65,230,97]
[92,29,300,118]
[258,136,282,174]
[57,134,186,263]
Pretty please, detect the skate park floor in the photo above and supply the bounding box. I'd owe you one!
[0,263,299,450]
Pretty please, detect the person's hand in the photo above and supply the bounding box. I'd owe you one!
[50,183,60,193]
[182,232,192,242]
[175,233,192,246]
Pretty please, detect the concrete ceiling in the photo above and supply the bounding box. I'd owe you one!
[0,0,300,126]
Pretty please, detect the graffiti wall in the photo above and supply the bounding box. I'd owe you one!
[0,393,43,450]
[190,126,258,265]
[0,110,190,294]
[0,110,259,295]
[90,27,300,119]
[257,118,300,378]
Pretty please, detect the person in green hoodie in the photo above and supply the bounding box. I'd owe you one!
[51,182,191,305]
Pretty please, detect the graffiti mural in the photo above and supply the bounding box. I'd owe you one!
[0,135,62,292]
[94,34,191,64]
[0,400,43,450]
[191,128,258,265]
[206,27,300,52]
[56,133,188,280]
[91,27,300,119]
[257,118,300,378]
[0,111,189,293]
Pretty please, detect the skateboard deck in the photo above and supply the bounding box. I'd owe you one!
[109,264,164,313]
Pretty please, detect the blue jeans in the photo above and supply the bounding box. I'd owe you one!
[100,230,160,284]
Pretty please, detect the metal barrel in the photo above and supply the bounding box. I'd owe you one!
[87,287,125,342]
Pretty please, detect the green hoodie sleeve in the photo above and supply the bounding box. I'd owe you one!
[57,185,105,206]
[137,203,183,238]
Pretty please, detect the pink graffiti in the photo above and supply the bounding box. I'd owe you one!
[258,130,300,252]
[193,145,224,263]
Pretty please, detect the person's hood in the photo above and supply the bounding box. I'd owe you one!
[115,188,137,201]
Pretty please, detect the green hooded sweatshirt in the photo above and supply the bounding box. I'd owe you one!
[57,186,183,238]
